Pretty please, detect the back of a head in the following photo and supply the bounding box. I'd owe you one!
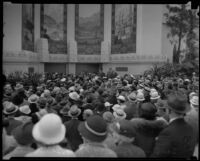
[167,91,189,115]
[12,93,24,106]
[139,103,157,120]
[95,102,106,112]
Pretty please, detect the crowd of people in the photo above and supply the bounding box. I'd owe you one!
[2,69,199,158]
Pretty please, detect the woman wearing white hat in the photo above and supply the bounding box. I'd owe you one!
[26,113,75,157]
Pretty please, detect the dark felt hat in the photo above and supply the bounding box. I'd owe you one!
[12,121,34,145]
[78,115,107,142]
[167,92,191,114]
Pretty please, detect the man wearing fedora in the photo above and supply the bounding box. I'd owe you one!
[75,115,117,157]
[64,105,83,151]
[3,102,23,135]
[124,92,138,120]
[151,92,196,158]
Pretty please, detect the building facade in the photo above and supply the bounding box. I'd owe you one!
[3,4,172,75]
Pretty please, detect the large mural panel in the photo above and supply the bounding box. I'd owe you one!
[75,4,104,55]
[22,4,34,52]
[111,4,137,54]
[41,4,67,54]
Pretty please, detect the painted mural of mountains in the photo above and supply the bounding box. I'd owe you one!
[79,12,100,30]
[44,14,64,40]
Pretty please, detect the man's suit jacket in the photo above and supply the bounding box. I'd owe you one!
[64,118,83,151]
[151,118,196,158]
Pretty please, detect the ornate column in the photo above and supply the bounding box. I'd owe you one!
[67,4,77,74]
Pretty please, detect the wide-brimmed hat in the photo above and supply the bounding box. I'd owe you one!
[104,102,113,107]
[19,105,31,115]
[59,105,70,115]
[167,93,191,114]
[102,111,115,123]
[190,96,199,106]
[3,102,19,115]
[113,109,127,120]
[189,92,197,100]
[28,94,39,103]
[117,95,126,102]
[136,92,145,101]
[32,113,66,145]
[12,121,34,145]
[137,89,143,93]
[68,105,81,117]
[15,83,24,91]
[112,104,121,112]
[128,92,137,102]
[78,115,107,142]
[69,92,80,101]
[150,91,160,100]
[150,88,157,94]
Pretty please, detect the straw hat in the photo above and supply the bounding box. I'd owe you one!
[117,95,126,102]
[128,92,137,102]
[190,96,199,106]
[60,78,66,82]
[32,113,66,145]
[113,109,127,120]
[15,83,24,91]
[59,105,70,116]
[150,91,160,100]
[150,88,157,95]
[28,94,39,104]
[43,90,51,97]
[69,92,80,101]
[68,105,81,117]
[19,105,31,115]
[112,104,121,112]
[136,92,145,101]
[104,102,113,107]
[3,102,19,115]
